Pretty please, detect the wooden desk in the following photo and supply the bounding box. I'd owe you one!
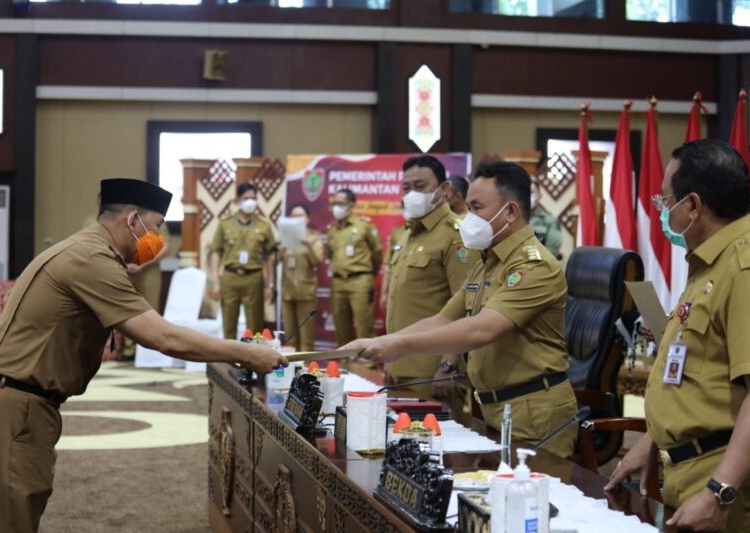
[207,363,668,532]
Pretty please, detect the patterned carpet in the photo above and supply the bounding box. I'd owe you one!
[39,362,211,533]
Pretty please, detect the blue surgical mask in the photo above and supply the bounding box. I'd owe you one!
[660,195,693,249]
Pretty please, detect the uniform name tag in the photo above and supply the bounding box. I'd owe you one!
[239,250,249,265]
[466,283,480,292]
[345,244,355,257]
[663,340,687,385]
[287,256,296,269]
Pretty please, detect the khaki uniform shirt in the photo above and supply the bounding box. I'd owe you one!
[440,225,569,391]
[386,203,479,377]
[383,223,407,269]
[0,224,151,397]
[327,215,382,276]
[281,229,324,302]
[530,206,562,259]
[210,213,276,270]
[646,215,750,449]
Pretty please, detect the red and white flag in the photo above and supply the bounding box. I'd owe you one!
[637,97,671,311]
[729,88,750,172]
[684,91,706,142]
[604,100,637,251]
[576,103,599,246]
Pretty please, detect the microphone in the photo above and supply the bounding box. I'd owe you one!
[285,309,317,346]
[377,373,468,393]
[531,405,592,452]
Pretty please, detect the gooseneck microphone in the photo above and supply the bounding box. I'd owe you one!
[531,405,592,452]
[376,373,468,394]
[284,309,317,346]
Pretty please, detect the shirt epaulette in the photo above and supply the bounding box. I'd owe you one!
[737,237,750,270]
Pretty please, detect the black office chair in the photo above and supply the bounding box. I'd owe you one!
[564,246,644,466]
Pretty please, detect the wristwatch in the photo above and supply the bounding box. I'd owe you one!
[438,361,459,374]
[707,478,737,505]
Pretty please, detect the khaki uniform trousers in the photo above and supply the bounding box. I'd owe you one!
[0,387,62,533]
[662,446,750,531]
[330,274,375,346]
[122,263,162,356]
[478,380,578,459]
[282,299,316,352]
[220,269,264,340]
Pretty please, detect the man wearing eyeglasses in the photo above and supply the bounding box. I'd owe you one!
[606,139,750,532]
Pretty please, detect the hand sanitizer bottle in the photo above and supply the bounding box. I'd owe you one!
[505,448,539,533]
[271,330,283,351]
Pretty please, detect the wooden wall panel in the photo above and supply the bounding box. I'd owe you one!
[473,47,718,101]
[39,37,376,91]
[0,35,16,171]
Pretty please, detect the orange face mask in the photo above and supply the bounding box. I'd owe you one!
[131,214,165,266]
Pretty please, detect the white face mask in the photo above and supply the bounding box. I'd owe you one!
[402,190,436,220]
[239,198,257,214]
[332,204,349,221]
[459,203,509,250]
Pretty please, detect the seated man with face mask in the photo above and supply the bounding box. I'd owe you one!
[344,160,578,459]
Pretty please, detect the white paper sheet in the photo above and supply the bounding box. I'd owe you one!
[277,216,306,252]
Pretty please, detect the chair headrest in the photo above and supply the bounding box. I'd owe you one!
[566,247,644,302]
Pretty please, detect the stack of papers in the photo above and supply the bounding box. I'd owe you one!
[440,420,503,453]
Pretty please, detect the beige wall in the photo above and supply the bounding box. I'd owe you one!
[472,108,697,165]
[34,100,373,255]
[35,100,699,256]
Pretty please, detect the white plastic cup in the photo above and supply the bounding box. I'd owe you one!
[345,392,387,457]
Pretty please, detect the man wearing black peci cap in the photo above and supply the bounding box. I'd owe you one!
[0,178,288,532]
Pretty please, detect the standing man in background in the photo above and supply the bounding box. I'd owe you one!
[327,188,382,346]
[208,182,276,340]
[445,175,469,217]
[529,179,562,259]
[386,156,479,417]
[279,204,324,352]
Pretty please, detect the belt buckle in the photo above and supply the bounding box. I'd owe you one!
[473,390,482,405]
[658,449,673,466]
[236,268,245,275]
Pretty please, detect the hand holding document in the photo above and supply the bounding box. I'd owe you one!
[277,216,307,252]
[284,349,361,363]
[624,281,668,346]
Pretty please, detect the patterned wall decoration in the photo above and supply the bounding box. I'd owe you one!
[536,153,577,262]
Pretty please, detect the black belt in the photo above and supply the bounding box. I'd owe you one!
[474,372,568,405]
[659,429,733,466]
[332,271,372,280]
[224,266,262,275]
[0,374,66,406]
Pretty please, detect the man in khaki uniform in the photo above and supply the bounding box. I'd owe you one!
[280,204,324,352]
[386,155,479,414]
[529,180,562,260]
[209,182,276,340]
[607,139,750,532]
[345,160,577,458]
[327,188,382,346]
[445,175,469,217]
[378,221,407,312]
[0,179,287,532]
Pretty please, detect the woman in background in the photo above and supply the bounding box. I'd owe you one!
[280,204,323,351]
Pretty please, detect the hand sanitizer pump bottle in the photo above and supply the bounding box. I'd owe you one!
[505,448,539,533]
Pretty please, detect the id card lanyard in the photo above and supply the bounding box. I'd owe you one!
[663,301,691,385]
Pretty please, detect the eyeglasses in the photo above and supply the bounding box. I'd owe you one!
[651,193,677,211]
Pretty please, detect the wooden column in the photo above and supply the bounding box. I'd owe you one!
[180,158,213,268]
[499,150,542,178]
